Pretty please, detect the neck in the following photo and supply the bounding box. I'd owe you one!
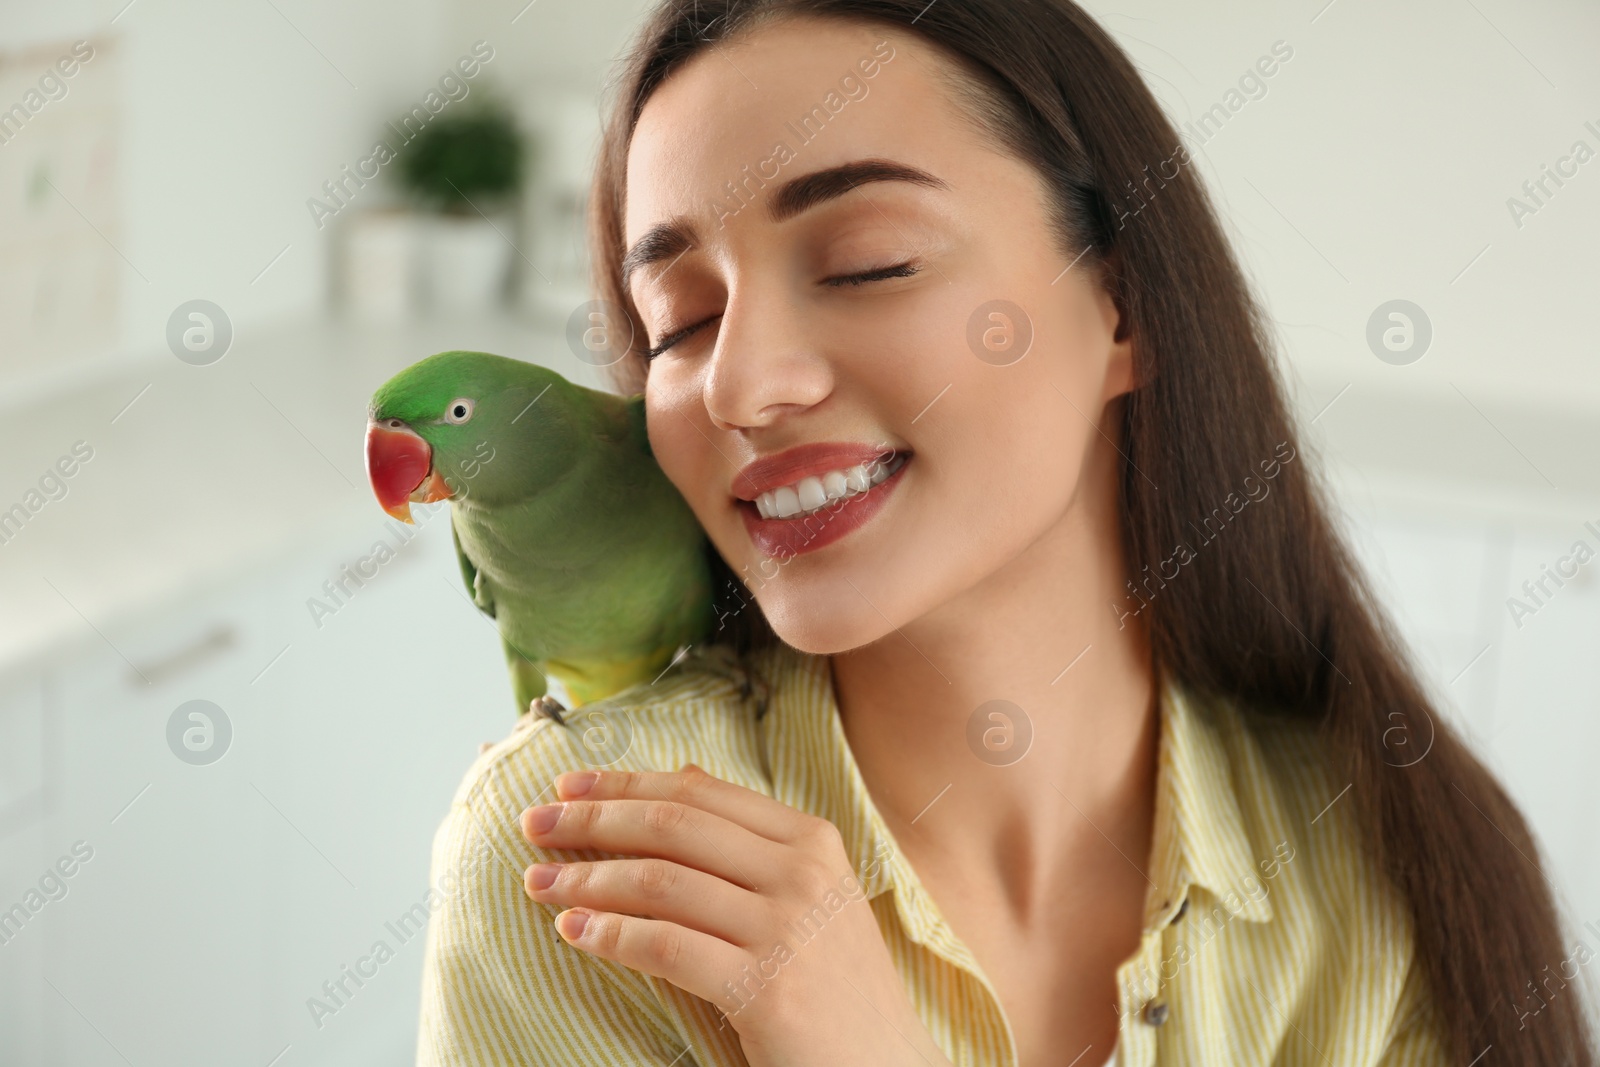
[829,437,1159,923]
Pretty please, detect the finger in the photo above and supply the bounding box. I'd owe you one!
[553,908,749,1014]
[552,766,827,846]
[522,798,781,891]
[526,857,765,945]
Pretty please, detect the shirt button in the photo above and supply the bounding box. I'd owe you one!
[1143,1001,1170,1027]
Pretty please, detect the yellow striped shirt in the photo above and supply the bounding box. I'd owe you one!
[416,640,1448,1065]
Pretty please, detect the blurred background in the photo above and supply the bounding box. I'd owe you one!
[0,0,1596,1061]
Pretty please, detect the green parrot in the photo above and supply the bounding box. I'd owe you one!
[364,350,758,722]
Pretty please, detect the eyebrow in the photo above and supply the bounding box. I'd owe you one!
[620,158,948,288]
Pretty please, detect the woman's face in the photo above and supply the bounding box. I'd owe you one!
[625,17,1134,654]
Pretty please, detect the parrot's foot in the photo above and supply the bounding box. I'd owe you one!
[531,694,569,727]
[693,644,772,719]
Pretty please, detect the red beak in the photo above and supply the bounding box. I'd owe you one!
[365,420,451,523]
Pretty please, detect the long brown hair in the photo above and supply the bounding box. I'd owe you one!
[586,1,1596,1061]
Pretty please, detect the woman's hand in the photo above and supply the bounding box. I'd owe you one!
[519,764,954,1067]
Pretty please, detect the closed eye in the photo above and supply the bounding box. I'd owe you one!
[644,317,719,361]
[643,262,923,360]
[823,261,921,287]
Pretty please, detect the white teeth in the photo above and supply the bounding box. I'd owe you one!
[796,476,827,511]
[771,485,801,519]
[753,453,907,520]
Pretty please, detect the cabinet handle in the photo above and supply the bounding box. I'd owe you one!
[127,624,237,687]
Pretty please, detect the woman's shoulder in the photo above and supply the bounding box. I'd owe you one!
[448,641,790,820]
[1184,686,1446,1059]
[1197,688,1398,920]
[417,643,793,1066]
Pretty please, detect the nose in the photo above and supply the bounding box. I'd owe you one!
[701,281,834,432]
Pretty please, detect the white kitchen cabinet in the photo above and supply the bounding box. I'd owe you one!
[2,510,515,1066]
[0,796,49,1065]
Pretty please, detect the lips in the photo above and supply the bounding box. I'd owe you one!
[734,445,911,560]
[731,441,906,501]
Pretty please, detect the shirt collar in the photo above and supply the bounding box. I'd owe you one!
[753,643,1272,955]
[1147,680,1274,927]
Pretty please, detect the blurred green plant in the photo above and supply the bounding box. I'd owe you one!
[395,96,526,215]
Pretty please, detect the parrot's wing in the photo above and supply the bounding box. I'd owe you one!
[452,511,551,717]
[451,513,495,618]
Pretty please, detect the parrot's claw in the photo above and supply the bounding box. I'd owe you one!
[531,694,568,727]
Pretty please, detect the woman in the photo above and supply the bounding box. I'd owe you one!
[416,2,1594,1065]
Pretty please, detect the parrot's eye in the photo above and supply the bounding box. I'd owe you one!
[444,398,475,424]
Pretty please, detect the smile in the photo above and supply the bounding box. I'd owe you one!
[753,452,909,519]
[738,452,910,560]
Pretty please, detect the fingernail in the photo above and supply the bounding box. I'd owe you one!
[528,863,559,891]
[526,804,562,834]
[556,909,590,941]
[559,771,598,797]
